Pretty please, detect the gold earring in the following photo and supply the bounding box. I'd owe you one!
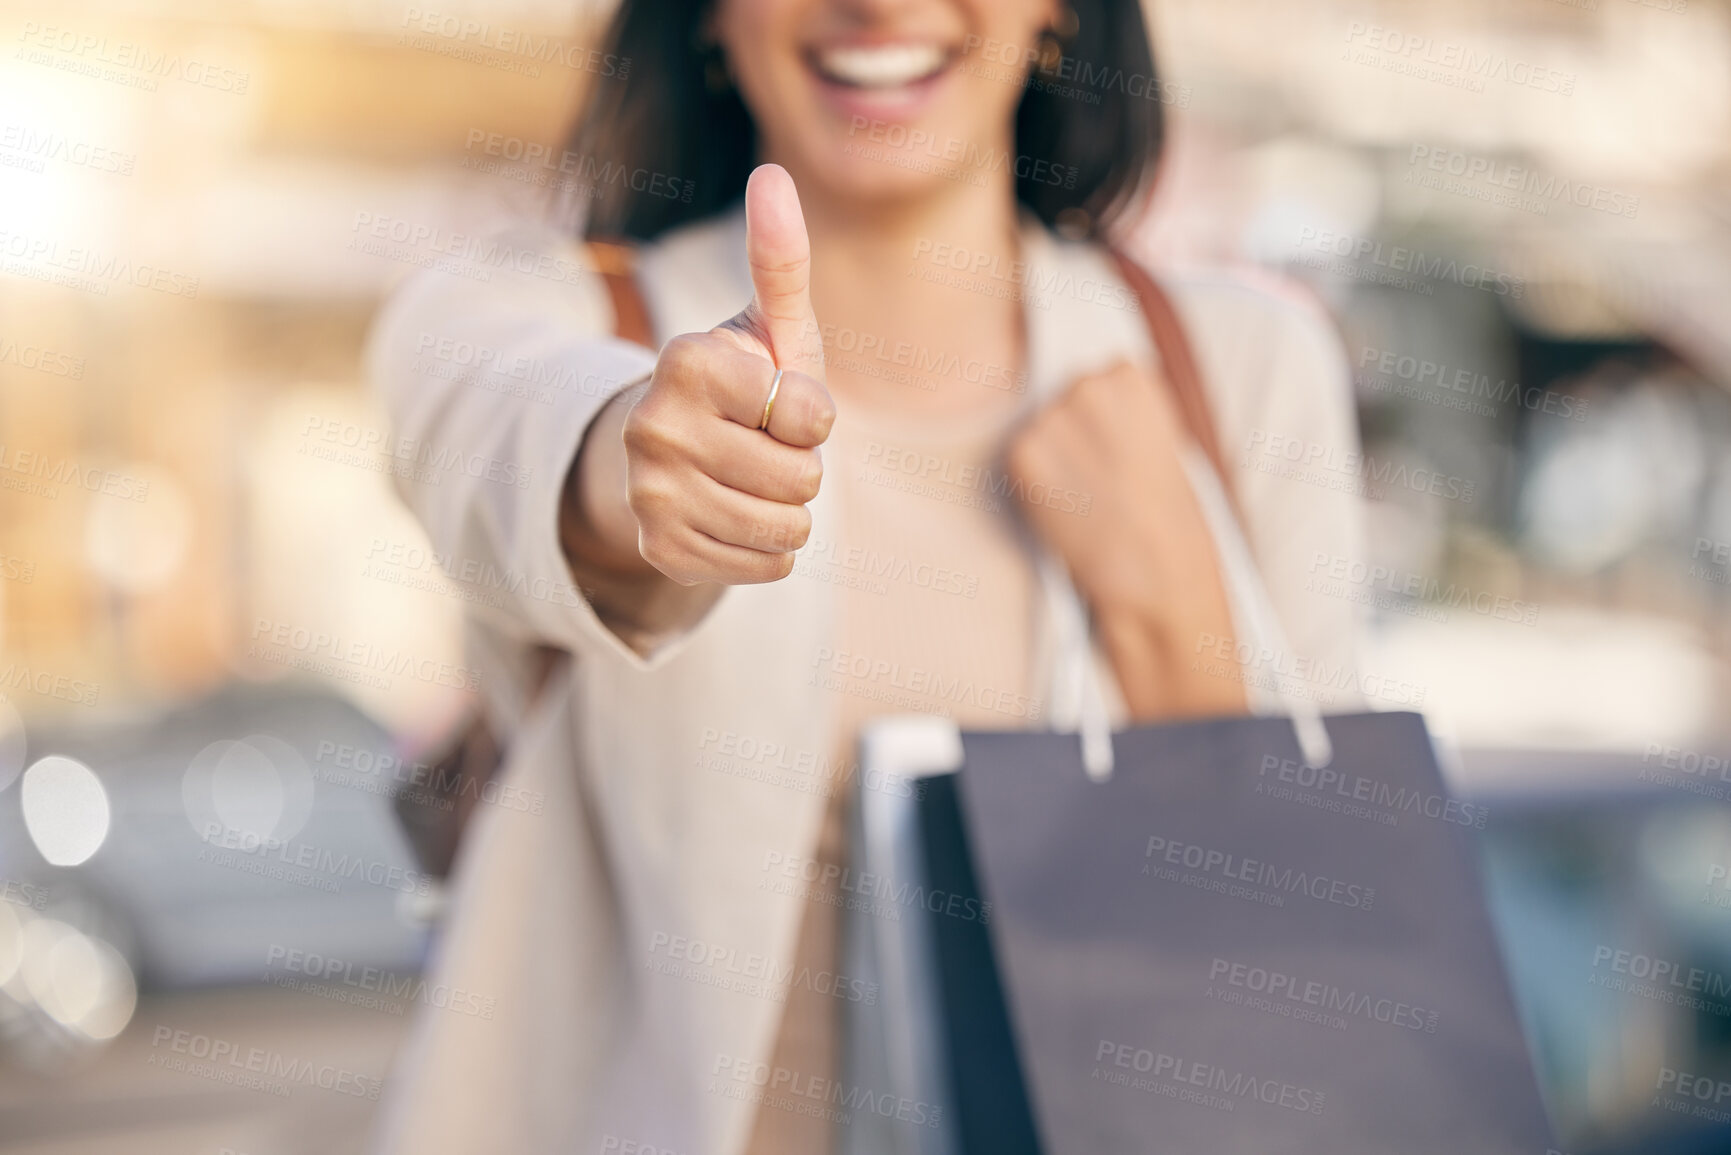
[1053,5,1080,41]
[1035,33,1061,73]
[1036,5,1078,73]
[705,54,732,93]
[692,27,733,94]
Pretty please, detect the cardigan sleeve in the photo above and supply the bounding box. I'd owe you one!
[365,224,700,673]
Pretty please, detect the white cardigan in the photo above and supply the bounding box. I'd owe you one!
[365,208,1366,1155]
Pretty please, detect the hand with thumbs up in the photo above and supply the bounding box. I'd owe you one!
[562,165,835,614]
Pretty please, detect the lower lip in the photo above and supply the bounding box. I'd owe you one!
[810,64,951,125]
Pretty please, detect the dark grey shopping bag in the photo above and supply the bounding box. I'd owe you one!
[842,709,1556,1155]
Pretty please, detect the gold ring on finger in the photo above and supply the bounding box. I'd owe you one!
[759,366,783,432]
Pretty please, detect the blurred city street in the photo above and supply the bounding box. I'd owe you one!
[0,986,407,1155]
[1,0,1729,1151]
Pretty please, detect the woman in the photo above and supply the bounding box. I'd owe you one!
[368,0,1364,1151]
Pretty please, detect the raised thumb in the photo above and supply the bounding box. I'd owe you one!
[743,164,825,379]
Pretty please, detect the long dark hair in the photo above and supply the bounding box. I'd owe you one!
[567,0,1165,243]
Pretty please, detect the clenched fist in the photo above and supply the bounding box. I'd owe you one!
[623,165,834,585]
[561,165,834,646]
[1006,359,1246,721]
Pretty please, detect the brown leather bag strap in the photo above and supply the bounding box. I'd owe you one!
[1108,249,1238,515]
[587,239,655,350]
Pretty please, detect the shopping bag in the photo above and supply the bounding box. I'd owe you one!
[842,708,1555,1155]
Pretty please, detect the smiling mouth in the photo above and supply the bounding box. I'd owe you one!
[808,43,954,90]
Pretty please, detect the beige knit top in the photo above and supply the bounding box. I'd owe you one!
[743,393,1041,1154]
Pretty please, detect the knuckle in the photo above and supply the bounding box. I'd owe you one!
[1008,435,1058,484]
[621,412,651,456]
[747,509,800,552]
[733,543,794,585]
[624,406,682,460]
[659,332,705,375]
[744,517,779,550]
[1007,418,1049,464]
[805,387,837,441]
[628,476,677,522]
[787,451,823,502]
[1007,450,1042,486]
[786,507,812,551]
[638,529,671,566]
[644,540,701,586]
[621,400,658,445]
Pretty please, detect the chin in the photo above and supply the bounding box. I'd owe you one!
[790,128,970,212]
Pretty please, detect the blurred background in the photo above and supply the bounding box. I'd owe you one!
[0,0,1728,1151]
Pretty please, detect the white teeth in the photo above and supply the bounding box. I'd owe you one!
[816,43,946,89]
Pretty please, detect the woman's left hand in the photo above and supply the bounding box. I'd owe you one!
[1005,360,1248,720]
